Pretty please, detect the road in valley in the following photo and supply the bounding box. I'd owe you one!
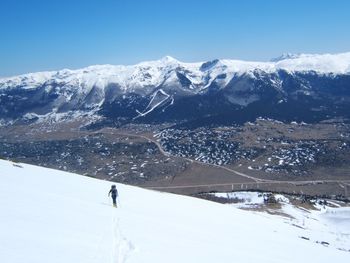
[96,128,350,195]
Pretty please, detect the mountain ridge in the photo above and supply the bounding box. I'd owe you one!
[1,52,350,87]
[1,52,350,127]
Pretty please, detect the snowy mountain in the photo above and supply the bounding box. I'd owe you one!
[1,159,349,263]
[270,53,303,62]
[1,52,350,126]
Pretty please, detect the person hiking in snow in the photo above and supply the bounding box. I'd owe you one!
[108,185,118,207]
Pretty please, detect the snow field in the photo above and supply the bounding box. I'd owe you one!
[0,160,349,263]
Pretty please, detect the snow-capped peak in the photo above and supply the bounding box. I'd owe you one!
[270,53,302,62]
[160,55,178,63]
[274,52,350,73]
[1,52,350,92]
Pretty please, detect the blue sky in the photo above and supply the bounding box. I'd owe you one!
[1,0,350,76]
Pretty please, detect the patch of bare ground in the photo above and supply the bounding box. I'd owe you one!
[290,200,318,211]
[239,204,296,219]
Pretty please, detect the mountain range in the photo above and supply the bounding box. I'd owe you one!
[1,52,350,127]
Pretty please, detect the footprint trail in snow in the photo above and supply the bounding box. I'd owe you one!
[112,212,135,263]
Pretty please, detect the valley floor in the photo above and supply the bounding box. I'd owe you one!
[1,120,350,197]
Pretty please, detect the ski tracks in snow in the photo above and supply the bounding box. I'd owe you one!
[111,211,135,263]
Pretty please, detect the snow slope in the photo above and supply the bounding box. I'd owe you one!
[213,191,350,251]
[0,159,349,263]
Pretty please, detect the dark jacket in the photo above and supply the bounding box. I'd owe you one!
[109,187,118,198]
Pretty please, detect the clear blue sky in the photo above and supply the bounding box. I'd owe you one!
[1,0,350,77]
